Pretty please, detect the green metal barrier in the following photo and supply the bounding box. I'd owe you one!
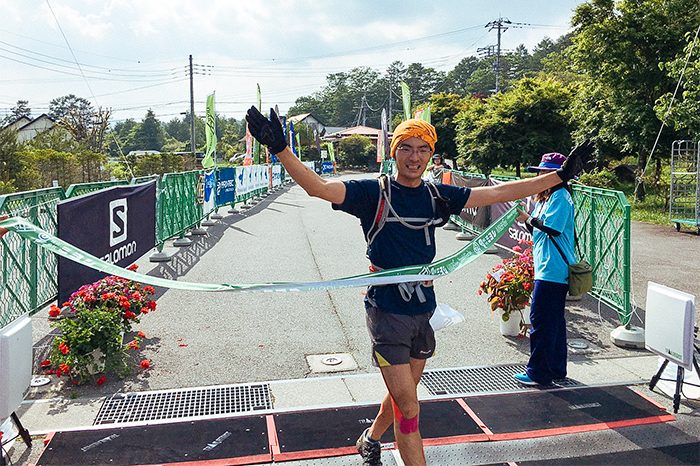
[158,170,202,244]
[451,170,486,179]
[0,188,64,326]
[64,180,129,198]
[572,184,631,325]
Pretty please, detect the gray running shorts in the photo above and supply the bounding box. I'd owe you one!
[365,306,435,367]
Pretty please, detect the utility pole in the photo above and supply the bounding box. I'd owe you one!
[388,77,393,131]
[189,54,196,159]
[361,94,367,126]
[485,18,511,93]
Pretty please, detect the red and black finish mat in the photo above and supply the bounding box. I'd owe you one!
[33,385,674,465]
[34,415,271,466]
[271,398,488,461]
[516,441,700,465]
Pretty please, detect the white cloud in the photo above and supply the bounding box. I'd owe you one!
[39,2,113,41]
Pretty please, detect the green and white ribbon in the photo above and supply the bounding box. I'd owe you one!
[0,206,517,293]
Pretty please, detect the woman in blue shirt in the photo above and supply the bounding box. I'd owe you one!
[515,152,577,386]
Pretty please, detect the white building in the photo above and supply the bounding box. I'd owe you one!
[2,114,57,143]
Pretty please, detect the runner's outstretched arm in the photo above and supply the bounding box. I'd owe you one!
[465,140,594,208]
[246,106,346,204]
[0,214,8,239]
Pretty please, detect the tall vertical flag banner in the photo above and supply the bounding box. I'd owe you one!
[326,143,336,162]
[377,108,389,163]
[295,132,302,161]
[325,142,337,174]
[415,105,431,124]
[201,92,217,169]
[253,84,262,164]
[289,121,297,157]
[400,81,411,121]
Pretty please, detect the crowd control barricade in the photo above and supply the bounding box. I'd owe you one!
[0,188,64,327]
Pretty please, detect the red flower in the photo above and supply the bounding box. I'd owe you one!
[40,359,51,368]
[127,263,138,271]
[128,340,140,350]
[124,310,136,320]
[59,363,70,373]
[121,300,131,310]
[59,342,70,355]
[512,245,522,253]
[132,291,142,301]
[144,286,155,295]
[137,331,146,338]
[148,300,156,311]
[140,307,149,314]
[140,359,150,369]
[55,368,62,377]
[96,375,107,386]
[523,282,532,291]
[48,305,61,318]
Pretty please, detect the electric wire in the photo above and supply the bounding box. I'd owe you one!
[44,0,133,177]
[634,22,700,200]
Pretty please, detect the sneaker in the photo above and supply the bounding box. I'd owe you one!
[514,372,540,386]
[356,427,382,466]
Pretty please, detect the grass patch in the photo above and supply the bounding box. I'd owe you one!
[627,194,670,225]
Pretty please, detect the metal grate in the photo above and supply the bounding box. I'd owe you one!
[94,383,272,425]
[420,364,581,396]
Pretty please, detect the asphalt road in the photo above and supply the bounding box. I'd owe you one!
[28,172,700,397]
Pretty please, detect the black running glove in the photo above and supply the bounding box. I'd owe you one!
[245,106,287,154]
[557,139,595,182]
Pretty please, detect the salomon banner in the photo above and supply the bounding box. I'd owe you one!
[217,167,236,206]
[57,182,156,304]
[488,179,535,249]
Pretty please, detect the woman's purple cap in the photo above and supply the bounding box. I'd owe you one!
[527,152,567,172]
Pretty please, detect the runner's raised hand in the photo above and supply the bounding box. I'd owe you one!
[245,106,287,154]
[557,139,595,182]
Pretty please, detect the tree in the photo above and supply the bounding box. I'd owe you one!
[339,135,374,168]
[457,77,574,176]
[570,0,700,198]
[1,100,31,126]
[130,110,165,151]
[0,128,22,193]
[108,119,138,156]
[427,93,469,160]
[445,57,480,95]
[49,94,110,152]
[656,31,700,137]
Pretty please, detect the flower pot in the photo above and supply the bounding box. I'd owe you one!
[498,309,521,336]
[87,348,106,375]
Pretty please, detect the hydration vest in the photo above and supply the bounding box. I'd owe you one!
[366,174,451,248]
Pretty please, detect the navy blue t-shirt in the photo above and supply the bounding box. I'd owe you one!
[332,178,471,315]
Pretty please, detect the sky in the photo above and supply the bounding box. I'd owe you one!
[0,0,584,123]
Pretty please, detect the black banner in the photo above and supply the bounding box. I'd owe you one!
[451,174,490,229]
[57,182,156,304]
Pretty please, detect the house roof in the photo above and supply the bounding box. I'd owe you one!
[326,125,391,138]
[287,112,326,126]
[17,113,55,130]
[1,115,31,130]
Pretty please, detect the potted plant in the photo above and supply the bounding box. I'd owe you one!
[478,243,534,336]
[42,264,156,385]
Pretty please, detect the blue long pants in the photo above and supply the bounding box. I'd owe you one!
[526,279,569,385]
